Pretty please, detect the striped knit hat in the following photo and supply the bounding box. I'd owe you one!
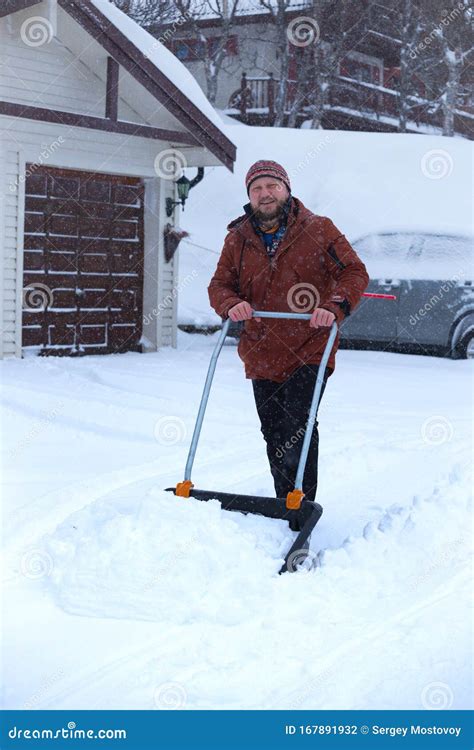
[245,160,291,195]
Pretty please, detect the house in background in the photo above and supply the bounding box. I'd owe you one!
[0,0,235,358]
[153,0,472,136]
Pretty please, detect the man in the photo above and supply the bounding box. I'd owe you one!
[208,160,369,505]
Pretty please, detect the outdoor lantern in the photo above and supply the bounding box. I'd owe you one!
[166,167,204,216]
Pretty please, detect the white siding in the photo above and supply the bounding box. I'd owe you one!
[0,146,22,357]
[142,175,177,352]
[0,23,142,123]
[161,179,179,348]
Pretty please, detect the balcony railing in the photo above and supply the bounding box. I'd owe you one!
[227,72,296,118]
[226,72,473,130]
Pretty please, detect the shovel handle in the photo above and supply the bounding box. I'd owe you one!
[252,310,313,320]
[182,297,393,485]
[182,313,338,486]
[250,293,396,320]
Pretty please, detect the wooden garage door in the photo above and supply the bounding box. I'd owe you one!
[22,166,144,355]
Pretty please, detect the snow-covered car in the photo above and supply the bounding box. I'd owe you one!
[342,231,473,359]
[227,231,474,359]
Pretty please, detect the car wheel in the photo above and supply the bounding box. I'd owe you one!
[451,330,474,359]
[466,335,474,359]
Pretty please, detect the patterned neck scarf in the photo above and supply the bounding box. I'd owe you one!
[244,195,293,258]
[255,222,287,258]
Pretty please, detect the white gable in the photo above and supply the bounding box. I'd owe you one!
[89,0,228,133]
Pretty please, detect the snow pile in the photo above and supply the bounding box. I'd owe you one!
[28,461,473,710]
[43,489,292,624]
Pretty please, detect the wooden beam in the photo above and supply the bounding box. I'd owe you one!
[0,100,201,146]
[106,56,119,121]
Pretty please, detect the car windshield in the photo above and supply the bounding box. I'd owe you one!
[353,233,473,281]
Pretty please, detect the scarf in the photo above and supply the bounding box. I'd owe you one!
[244,195,293,258]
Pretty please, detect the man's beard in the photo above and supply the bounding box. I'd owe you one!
[252,195,288,226]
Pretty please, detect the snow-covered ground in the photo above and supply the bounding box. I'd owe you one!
[2,332,472,710]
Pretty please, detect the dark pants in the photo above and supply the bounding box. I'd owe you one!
[252,365,331,502]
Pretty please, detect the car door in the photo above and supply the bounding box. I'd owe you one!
[397,234,474,348]
[340,234,400,343]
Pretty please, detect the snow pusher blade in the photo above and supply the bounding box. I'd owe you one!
[167,312,338,574]
[165,486,323,574]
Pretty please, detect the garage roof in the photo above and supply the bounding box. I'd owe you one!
[3,0,237,171]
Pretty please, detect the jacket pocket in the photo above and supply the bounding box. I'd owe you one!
[242,318,264,341]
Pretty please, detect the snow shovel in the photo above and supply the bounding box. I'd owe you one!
[166,310,337,574]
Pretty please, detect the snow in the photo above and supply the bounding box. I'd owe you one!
[2,61,473,710]
[89,0,232,136]
[166,0,313,20]
[2,333,472,709]
[351,232,472,281]
[177,119,473,325]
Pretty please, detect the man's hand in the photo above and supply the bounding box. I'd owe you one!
[310,307,336,328]
[228,301,260,322]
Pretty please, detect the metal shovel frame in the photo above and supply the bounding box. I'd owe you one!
[166,310,337,574]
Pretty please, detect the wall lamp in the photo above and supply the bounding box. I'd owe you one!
[166,167,204,216]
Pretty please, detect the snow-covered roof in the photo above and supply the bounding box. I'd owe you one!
[54,0,236,170]
[90,0,229,134]
[184,0,312,20]
[132,0,312,23]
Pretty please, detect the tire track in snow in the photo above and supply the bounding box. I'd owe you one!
[4,442,260,560]
[30,475,471,710]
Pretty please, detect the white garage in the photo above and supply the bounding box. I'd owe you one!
[0,0,236,357]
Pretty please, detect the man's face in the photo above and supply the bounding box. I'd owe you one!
[248,176,289,223]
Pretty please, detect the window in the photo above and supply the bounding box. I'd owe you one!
[172,35,238,61]
[339,53,382,85]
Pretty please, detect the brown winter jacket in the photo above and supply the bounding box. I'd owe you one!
[208,196,369,381]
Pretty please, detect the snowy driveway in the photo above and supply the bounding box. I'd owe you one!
[1,334,471,710]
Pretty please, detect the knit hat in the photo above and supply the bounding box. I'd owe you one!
[245,160,291,195]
